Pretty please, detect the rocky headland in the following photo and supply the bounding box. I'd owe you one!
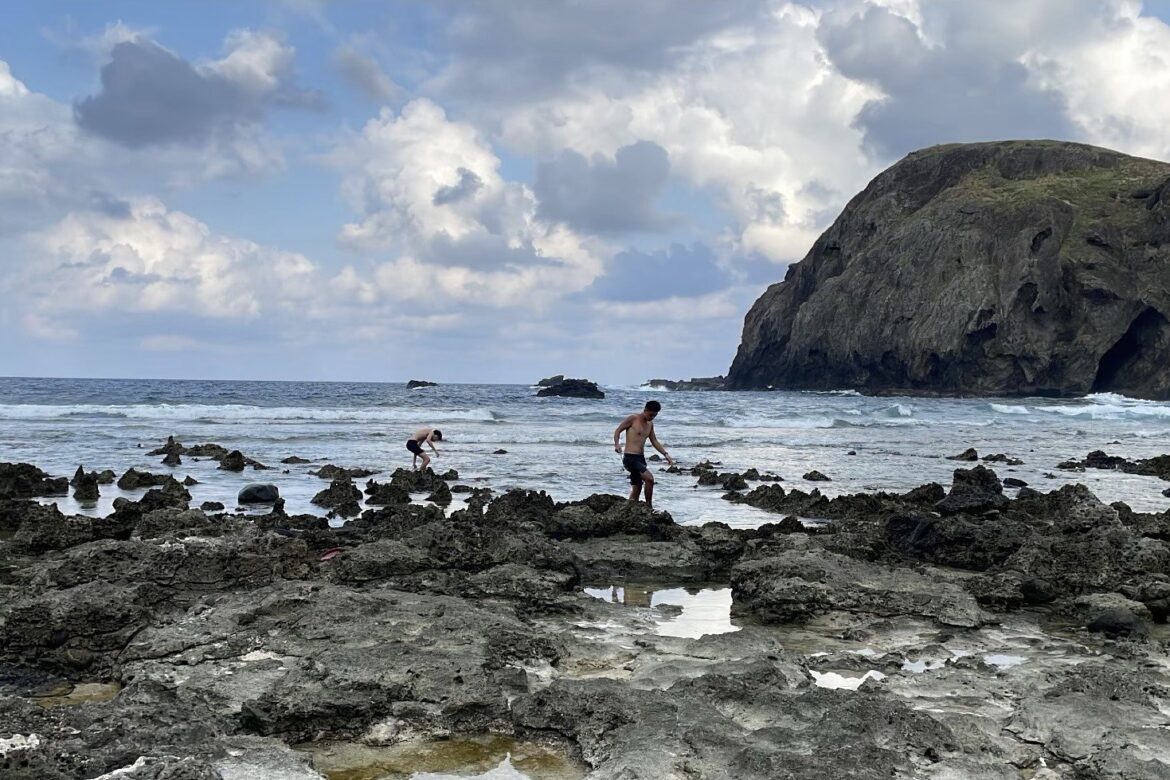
[728,140,1170,399]
[3,453,1170,778]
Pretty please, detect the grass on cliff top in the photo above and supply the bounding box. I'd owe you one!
[942,155,1170,238]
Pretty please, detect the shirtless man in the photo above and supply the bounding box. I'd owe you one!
[407,427,442,471]
[613,400,674,510]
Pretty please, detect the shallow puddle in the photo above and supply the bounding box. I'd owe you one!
[810,669,886,690]
[33,681,121,708]
[583,585,740,638]
[303,735,584,780]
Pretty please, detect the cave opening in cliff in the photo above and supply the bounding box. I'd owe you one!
[1091,307,1169,394]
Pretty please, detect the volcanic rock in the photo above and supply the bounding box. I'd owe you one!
[238,484,280,504]
[219,450,247,472]
[728,140,1170,399]
[535,374,564,387]
[364,479,410,506]
[116,468,167,491]
[934,465,1008,516]
[310,464,377,480]
[406,379,438,389]
[311,477,361,513]
[535,378,605,399]
[642,376,726,391]
[0,463,68,499]
[72,472,100,501]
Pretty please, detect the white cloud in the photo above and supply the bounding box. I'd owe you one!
[206,29,296,95]
[24,198,319,324]
[494,3,880,263]
[1024,0,1170,161]
[329,98,605,308]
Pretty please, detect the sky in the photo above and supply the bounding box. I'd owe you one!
[3,0,1170,384]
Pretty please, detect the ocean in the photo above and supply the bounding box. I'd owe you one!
[4,376,1170,525]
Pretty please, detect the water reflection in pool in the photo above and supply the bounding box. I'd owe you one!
[583,585,741,639]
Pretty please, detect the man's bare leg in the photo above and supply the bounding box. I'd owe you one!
[420,453,430,471]
[642,472,655,511]
[628,482,642,502]
[412,453,418,470]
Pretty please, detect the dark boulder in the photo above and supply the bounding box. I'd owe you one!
[116,468,167,491]
[311,477,362,513]
[218,450,247,472]
[947,448,979,462]
[934,465,1008,516]
[162,451,181,466]
[536,378,605,399]
[73,472,100,501]
[802,470,831,482]
[535,374,565,387]
[311,464,377,480]
[0,463,68,499]
[727,140,1170,399]
[426,482,453,506]
[406,379,438,388]
[281,456,312,464]
[238,484,280,504]
[364,479,411,506]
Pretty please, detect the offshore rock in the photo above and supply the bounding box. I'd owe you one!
[728,140,1170,399]
[642,375,726,391]
[536,378,605,399]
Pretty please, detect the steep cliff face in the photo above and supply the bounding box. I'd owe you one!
[727,141,1170,399]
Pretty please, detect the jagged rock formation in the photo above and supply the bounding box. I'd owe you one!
[643,376,726,391]
[728,140,1170,398]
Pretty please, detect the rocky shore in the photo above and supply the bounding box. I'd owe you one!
[3,455,1170,778]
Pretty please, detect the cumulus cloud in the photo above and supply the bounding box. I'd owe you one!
[329,99,605,308]
[535,141,676,234]
[817,2,1076,158]
[432,167,483,205]
[494,4,878,263]
[23,198,319,325]
[589,243,730,301]
[333,43,402,102]
[74,30,319,149]
[429,0,768,102]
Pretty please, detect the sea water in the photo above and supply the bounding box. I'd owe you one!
[3,376,1170,526]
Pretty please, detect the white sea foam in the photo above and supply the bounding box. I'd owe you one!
[989,403,1031,415]
[0,404,503,424]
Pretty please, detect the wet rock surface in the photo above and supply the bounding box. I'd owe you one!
[2,463,1170,779]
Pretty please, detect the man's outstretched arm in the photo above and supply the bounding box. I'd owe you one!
[649,428,674,465]
[425,431,440,455]
[613,415,635,453]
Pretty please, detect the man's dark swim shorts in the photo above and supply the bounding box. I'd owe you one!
[407,439,424,456]
[622,453,648,485]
